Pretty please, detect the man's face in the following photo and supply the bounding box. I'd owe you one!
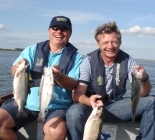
[97,32,121,59]
[48,26,71,47]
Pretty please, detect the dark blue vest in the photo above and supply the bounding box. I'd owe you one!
[87,49,129,101]
[31,40,77,86]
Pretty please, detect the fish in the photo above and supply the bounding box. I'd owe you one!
[131,69,142,122]
[37,66,54,123]
[83,106,103,140]
[13,61,29,118]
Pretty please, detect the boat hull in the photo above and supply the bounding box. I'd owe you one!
[16,121,140,140]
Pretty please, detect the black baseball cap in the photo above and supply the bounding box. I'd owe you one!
[49,16,72,30]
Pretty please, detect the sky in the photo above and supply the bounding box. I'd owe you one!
[0,0,155,60]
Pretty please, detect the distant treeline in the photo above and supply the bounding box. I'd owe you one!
[0,48,24,51]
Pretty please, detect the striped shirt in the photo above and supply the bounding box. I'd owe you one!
[79,55,136,95]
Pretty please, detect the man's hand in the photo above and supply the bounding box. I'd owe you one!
[134,65,148,82]
[12,58,29,76]
[16,58,29,67]
[52,65,61,79]
[90,94,104,109]
[134,65,152,97]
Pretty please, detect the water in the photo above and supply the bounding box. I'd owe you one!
[0,51,20,95]
[0,51,155,96]
[124,59,155,97]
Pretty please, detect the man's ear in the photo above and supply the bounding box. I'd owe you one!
[96,41,100,48]
[119,40,122,46]
[69,30,72,37]
[48,28,50,35]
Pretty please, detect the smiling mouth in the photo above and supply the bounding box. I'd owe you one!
[55,36,63,39]
[107,49,115,53]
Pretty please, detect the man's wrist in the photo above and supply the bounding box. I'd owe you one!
[141,75,149,82]
[54,73,62,80]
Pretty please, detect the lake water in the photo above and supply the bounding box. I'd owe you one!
[0,51,155,96]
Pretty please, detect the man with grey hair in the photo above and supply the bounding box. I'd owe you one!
[66,21,154,140]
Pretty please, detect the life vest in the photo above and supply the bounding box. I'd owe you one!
[30,40,77,86]
[86,49,129,101]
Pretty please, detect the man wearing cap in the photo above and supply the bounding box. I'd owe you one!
[0,16,83,140]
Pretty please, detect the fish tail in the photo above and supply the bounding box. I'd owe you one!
[22,110,28,117]
[132,117,135,122]
[16,110,28,118]
[131,112,135,122]
[37,112,45,123]
[16,107,24,117]
[16,111,22,118]
[37,116,44,124]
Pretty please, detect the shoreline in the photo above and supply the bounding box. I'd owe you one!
[134,58,155,62]
[0,50,154,61]
[0,50,22,52]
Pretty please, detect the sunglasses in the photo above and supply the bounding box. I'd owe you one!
[97,27,117,35]
[51,26,69,32]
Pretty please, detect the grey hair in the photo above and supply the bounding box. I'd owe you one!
[94,21,122,43]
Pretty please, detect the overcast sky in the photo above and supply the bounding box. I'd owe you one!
[0,0,155,60]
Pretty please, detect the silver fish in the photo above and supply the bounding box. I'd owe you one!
[13,61,29,118]
[37,66,54,123]
[131,69,142,122]
[83,106,103,140]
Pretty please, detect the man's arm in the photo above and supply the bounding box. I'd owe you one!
[134,65,152,97]
[141,80,152,97]
[73,82,90,105]
[140,74,152,97]
[54,74,78,91]
[72,82,103,108]
[53,65,78,91]
[53,52,83,91]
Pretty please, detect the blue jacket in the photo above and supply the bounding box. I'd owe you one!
[87,49,129,101]
[31,40,78,86]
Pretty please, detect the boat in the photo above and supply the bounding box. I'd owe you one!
[0,92,140,140]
